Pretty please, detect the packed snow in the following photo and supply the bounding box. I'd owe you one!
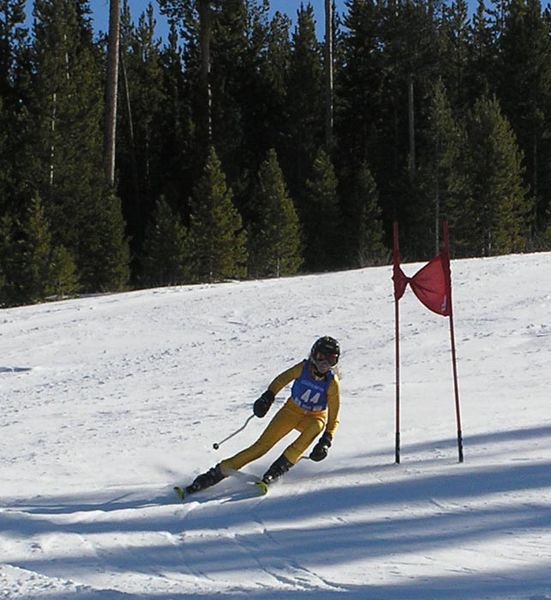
[1,252,551,599]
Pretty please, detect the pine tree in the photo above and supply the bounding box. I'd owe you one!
[19,195,53,303]
[463,96,531,256]
[248,149,302,278]
[336,0,389,252]
[285,4,324,207]
[28,0,129,292]
[349,162,386,267]
[77,188,130,292]
[441,0,471,110]
[467,0,498,99]
[49,244,78,298]
[0,0,27,98]
[209,0,249,180]
[378,0,446,194]
[0,198,78,305]
[259,11,292,158]
[157,23,194,218]
[497,0,551,236]
[303,148,342,271]
[0,0,28,217]
[117,2,167,269]
[336,0,384,174]
[0,95,8,215]
[0,196,54,305]
[141,196,190,286]
[417,79,469,255]
[188,147,247,282]
[30,0,102,243]
[0,212,15,305]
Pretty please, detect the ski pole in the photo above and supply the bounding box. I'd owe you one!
[212,415,255,450]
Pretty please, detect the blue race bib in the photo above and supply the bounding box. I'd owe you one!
[291,361,334,412]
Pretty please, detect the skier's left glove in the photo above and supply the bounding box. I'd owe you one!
[309,432,332,462]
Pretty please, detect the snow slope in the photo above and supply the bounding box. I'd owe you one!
[1,253,551,599]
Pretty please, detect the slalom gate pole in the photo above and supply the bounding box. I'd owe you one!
[395,293,401,464]
[449,311,464,462]
[443,222,464,463]
[212,415,255,450]
[393,222,401,464]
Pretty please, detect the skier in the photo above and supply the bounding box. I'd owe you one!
[182,336,341,494]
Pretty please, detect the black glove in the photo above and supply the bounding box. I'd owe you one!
[309,432,332,462]
[253,390,275,418]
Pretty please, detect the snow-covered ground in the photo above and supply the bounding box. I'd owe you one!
[2,252,551,599]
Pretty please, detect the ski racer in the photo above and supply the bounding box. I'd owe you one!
[182,336,341,494]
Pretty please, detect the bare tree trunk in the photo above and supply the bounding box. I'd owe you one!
[408,72,415,182]
[119,51,139,199]
[49,92,57,187]
[324,0,334,148]
[199,0,212,147]
[104,0,120,185]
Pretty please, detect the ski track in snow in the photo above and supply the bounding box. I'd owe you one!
[2,253,551,598]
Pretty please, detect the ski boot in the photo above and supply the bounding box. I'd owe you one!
[174,464,226,500]
[261,454,293,486]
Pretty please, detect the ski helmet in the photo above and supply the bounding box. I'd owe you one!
[310,336,340,372]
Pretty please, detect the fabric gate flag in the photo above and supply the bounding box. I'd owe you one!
[393,255,451,317]
[392,218,452,317]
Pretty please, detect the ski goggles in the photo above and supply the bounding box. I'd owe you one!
[313,351,339,367]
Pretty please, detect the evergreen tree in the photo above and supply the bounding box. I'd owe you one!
[348,161,386,267]
[259,11,292,158]
[188,147,247,281]
[209,0,249,180]
[0,196,53,305]
[303,148,341,271]
[0,95,8,214]
[497,0,551,236]
[0,0,28,216]
[248,149,302,278]
[417,80,469,255]
[467,0,498,99]
[18,195,53,303]
[141,196,190,286]
[337,0,446,236]
[377,0,446,215]
[117,2,167,270]
[336,0,384,174]
[0,212,15,305]
[28,0,129,292]
[463,96,531,256]
[30,0,102,245]
[285,4,324,207]
[49,244,78,298]
[441,0,471,110]
[336,0,388,250]
[157,23,194,217]
[0,198,78,305]
[77,189,130,292]
[0,0,27,99]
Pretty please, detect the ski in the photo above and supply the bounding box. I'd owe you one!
[173,478,268,502]
[173,485,188,501]
[255,480,269,495]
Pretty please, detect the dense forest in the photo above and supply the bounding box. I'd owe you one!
[1,0,550,306]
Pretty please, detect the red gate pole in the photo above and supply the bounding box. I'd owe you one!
[393,222,401,464]
[442,222,464,462]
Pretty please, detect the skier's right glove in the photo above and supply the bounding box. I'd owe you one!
[253,390,275,418]
[309,432,332,462]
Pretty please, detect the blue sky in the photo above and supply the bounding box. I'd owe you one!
[87,0,340,37]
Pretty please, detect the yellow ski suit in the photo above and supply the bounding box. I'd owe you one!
[220,360,340,474]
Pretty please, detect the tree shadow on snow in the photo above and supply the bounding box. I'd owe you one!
[2,423,551,599]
